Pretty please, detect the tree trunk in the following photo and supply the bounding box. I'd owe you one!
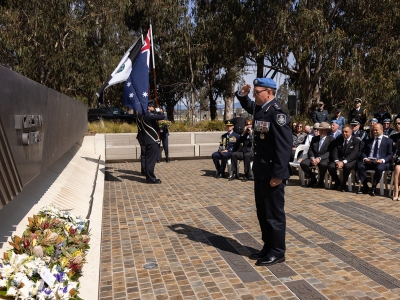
[224,84,234,120]
[209,89,217,120]
[166,104,174,121]
[256,55,264,78]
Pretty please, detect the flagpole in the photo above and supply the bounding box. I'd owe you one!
[150,21,159,108]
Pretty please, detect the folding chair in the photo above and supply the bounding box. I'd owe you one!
[289,144,309,186]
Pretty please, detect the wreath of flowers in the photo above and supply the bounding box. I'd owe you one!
[159,120,171,128]
[0,206,90,299]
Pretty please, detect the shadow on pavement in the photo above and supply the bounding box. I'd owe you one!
[168,223,258,256]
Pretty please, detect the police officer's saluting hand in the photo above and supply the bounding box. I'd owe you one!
[235,78,292,267]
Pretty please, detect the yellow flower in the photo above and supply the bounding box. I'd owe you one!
[60,257,69,268]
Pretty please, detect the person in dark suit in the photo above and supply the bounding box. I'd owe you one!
[141,100,166,184]
[300,122,335,188]
[229,119,254,181]
[312,102,329,124]
[136,115,146,175]
[357,123,393,196]
[348,98,367,127]
[212,120,240,178]
[350,118,368,159]
[235,78,292,267]
[328,125,360,192]
[158,122,170,163]
[374,103,391,125]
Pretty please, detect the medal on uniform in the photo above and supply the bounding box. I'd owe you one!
[260,133,265,139]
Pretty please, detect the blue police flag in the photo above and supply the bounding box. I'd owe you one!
[123,29,151,115]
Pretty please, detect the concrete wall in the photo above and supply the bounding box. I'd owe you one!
[105,132,225,161]
[0,66,87,208]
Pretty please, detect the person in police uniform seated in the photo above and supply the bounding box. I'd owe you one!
[141,100,166,184]
[357,123,393,196]
[328,124,360,192]
[300,122,335,188]
[212,120,240,178]
[229,119,254,182]
[235,78,292,267]
[350,118,367,159]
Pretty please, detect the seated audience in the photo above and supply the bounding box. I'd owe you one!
[350,118,368,158]
[291,122,308,161]
[229,120,253,182]
[212,120,240,178]
[357,123,393,196]
[383,118,394,136]
[392,142,400,200]
[367,118,378,138]
[331,108,346,131]
[305,123,320,146]
[374,103,391,124]
[330,120,342,139]
[328,125,360,192]
[300,122,335,188]
[304,125,312,135]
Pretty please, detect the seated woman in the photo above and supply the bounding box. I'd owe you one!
[291,122,307,162]
[391,119,400,200]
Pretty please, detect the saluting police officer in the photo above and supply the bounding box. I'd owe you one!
[141,100,166,184]
[235,78,292,267]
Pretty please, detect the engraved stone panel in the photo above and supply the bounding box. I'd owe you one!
[205,206,243,232]
[285,280,327,300]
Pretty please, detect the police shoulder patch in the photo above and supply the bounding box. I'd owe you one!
[277,114,286,126]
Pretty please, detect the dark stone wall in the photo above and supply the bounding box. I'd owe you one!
[0,66,87,208]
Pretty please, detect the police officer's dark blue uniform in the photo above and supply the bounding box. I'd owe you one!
[235,78,292,266]
[158,124,170,162]
[212,120,240,178]
[136,115,146,175]
[141,100,166,184]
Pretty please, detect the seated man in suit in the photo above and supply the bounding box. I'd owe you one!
[300,122,335,188]
[212,120,240,178]
[229,119,254,182]
[357,123,393,196]
[328,124,360,192]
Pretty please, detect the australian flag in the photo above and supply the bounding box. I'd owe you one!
[123,29,151,115]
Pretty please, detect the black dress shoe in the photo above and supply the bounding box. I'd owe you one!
[165,158,170,163]
[242,176,248,182]
[330,183,339,190]
[369,187,376,196]
[357,185,370,194]
[255,255,285,266]
[306,177,317,187]
[215,173,225,179]
[156,159,160,163]
[146,179,162,184]
[249,249,269,260]
[228,173,236,181]
[316,182,324,188]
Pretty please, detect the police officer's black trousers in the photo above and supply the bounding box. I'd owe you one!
[145,143,160,181]
[140,145,146,174]
[254,178,286,257]
[158,136,169,160]
[231,151,253,175]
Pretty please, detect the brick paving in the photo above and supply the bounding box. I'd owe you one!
[99,160,400,299]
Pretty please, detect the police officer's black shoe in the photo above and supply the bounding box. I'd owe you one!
[249,249,269,260]
[215,173,224,179]
[255,255,285,266]
[357,185,370,194]
[146,179,162,184]
[369,187,376,196]
[165,158,170,163]
[156,159,160,163]
[242,176,248,182]
[228,173,236,181]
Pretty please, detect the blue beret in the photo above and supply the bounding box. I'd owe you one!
[330,120,338,124]
[253,78,277,89]
[369,118,378,123]
[383,118,391,123]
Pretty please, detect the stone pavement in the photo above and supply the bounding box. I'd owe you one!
[99,159,400,300]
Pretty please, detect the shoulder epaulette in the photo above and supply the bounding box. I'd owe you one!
[272,102,282,111]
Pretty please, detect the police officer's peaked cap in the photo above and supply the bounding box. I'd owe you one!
[148,100,155,106]
[225,120,234,126]
[383,118,391,123]
[350,118,361,125]
[354,98,362,103]
[253,78,277,89]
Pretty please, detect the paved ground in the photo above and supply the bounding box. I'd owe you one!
[99,159,400,300]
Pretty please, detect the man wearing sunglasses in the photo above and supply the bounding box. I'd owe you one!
[235,78,292,267]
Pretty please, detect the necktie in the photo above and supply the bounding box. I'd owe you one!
[318,138,324,152]
[373,138,379,157]
[344,139,348,148]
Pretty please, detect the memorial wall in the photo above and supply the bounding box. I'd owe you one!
[0,66,88,208]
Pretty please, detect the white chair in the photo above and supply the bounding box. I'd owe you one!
[235,159,254,179]
[289,145,309,186]
[327,169,355,191]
